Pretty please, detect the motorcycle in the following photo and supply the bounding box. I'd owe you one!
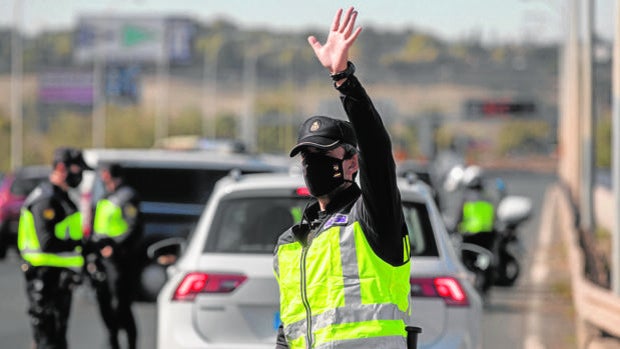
[455,195,532,296]
[493,195,532,286]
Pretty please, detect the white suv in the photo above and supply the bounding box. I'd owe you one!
[157,172,482,349]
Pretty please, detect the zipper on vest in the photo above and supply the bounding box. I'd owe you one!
[300,245,313,348]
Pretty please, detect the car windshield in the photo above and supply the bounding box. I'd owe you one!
[204,197,309,254]
[204,195,439,257]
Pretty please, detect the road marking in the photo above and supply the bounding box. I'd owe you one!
[523,188,555,349]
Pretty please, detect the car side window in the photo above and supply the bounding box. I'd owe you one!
[403,202,439,257]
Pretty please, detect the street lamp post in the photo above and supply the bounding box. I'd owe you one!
[611,0,620,296]
[579,0,596,233]
[241,51,258,152]
[202,35,223,139]
[10,1,23,170]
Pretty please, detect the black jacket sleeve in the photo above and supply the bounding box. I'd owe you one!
[336,75,408,266]
[116,188,143,255]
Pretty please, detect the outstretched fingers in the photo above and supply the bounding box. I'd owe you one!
[346,27,363,46]
[331,8,343,32]
[343,10,358,38]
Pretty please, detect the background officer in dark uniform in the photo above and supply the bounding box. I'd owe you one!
[87,163,142,349]
[18,147,91,349]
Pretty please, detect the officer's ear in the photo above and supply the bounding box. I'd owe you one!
[345,153,359,179]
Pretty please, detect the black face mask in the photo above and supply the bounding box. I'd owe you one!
[66,171,83,188]
[302,152,351,197]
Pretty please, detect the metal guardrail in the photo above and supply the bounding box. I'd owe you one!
[553,185,620,346]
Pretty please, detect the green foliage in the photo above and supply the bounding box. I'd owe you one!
[21,111,91,166]
[434,126,456,150]
[389,122,421,160]
[387,34,441,64]
[214,113,237,139]
[170,108,202,136]
[105,105,154,148]
[596,113,612,168]
[497,120,550,156]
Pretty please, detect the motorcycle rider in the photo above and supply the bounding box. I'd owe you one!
[455,165,498,295]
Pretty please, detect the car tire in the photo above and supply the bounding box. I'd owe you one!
[0,224,8,260]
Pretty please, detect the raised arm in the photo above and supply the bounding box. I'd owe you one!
[307,7,362,85]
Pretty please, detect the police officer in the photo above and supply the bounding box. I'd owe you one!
[18,147,91,349]
[274,7,412,349]
[88,163,142,349]
[456,165,497,294]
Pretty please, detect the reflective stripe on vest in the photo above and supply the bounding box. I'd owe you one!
[18,208,84,270]
[459,200,495,234]
[275,221,411,349]
[93,199,129,239]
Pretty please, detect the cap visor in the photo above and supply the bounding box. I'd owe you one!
[289,137,340,157]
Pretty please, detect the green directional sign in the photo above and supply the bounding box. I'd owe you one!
[122,25,154,47]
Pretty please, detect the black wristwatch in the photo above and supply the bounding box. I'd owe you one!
[330,61,355,81]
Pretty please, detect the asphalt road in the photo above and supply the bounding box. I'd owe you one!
[481,170,575,349]
[0,170,569,349]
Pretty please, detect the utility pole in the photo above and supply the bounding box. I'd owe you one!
[561,0,581,199]
[92,26,106,148]
[10,1,23,170]
[154,29,170,145]
[579,0,595,233]
[611,0,620,296]
[241,50,259,153]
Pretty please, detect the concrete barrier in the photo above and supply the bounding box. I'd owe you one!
[550,185,620,348]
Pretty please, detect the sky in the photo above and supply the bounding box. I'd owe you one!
[0,0,615,44]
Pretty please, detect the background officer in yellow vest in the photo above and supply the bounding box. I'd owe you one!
[273,7,413,349]
[456,165,497,295]
[18,147,92,349]
[88,163,142,349]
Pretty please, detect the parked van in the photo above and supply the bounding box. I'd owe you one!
[81,148,291,301]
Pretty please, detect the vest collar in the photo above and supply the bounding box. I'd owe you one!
[293,184,361,244]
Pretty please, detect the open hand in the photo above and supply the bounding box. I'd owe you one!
[307,7,362,76]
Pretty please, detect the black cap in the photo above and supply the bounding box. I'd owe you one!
[289,116,357,157]
[53,147,93,170]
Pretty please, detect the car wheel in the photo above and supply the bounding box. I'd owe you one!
[0,225,8,260]
[139,262,168,302]
[495,255,520,287]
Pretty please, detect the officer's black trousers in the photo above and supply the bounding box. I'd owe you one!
[93,258,137,349]
[24,267,73,349]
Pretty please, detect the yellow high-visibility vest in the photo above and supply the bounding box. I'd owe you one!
[18,209,84,271]
[275,218,411,349]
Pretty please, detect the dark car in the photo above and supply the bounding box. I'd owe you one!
[81,148,291,301]
[0,165,51,258]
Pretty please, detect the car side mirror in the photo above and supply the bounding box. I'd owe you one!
[146,237,187,264]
